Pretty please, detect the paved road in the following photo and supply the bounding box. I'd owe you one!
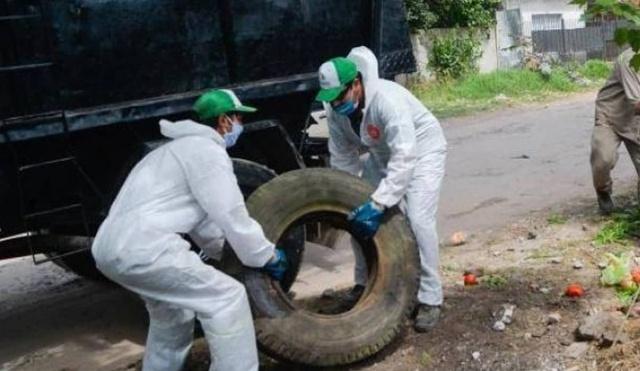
[438,92,635,237]
[1,92,638,370]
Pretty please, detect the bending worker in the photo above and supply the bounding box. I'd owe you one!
[591,48,640,214]
[92,89,287,371]
[316,46,447,332]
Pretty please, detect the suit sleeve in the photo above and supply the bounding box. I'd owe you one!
[370,96,417,207]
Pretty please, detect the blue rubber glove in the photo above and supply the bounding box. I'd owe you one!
[263,248,288,281]
[348,200,385,239]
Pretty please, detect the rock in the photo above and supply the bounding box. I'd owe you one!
[547,312,562,325]
[496,304,516,324]
[576,311,629,345]
[529,283,540,292]
[560,338,572,346]
[582,224,589,232]
[630,304,640,318]
[492,250,501,257]
[517,236,525,243]
[495,93,508,102]
[573,260,584,270]
[597,262,608,270]
[540,287,551,294]
[449,231,467,246]
[564,342,589,359]
[400,346,415,357]
[540,62,552,77]
[493,320,506,331]
[551,257,562,264]
[472,351,480,361]
[531,330,546,338]
[524,332,532,340]
[527,231,537,240]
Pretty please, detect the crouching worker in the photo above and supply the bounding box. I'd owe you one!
[92,89,287,371]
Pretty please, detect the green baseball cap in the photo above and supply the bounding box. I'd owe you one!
[315,57,358,102]
[193,89,257,121]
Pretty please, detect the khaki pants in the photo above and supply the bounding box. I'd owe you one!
[590,112,640,194]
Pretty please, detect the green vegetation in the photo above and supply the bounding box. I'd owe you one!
[419,351,432,367]
[594,208,640,246]
[405,0,501,31]
[615,286,639,308]
[411,61,612,118]
[547,213,568,225]
[572,0,640,70]
[484,274,508,289]
[429,33,482,80]
[578,59,612,80]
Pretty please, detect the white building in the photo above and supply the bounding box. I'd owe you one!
[503,0,585,35]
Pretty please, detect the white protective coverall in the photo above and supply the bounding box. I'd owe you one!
[92,119,274,371]
[325,46,447,306]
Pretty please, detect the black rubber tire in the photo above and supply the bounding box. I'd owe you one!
[243,168,420,367]
[212,158,304,292]
[49,158,288,282]
[232,158,277,196]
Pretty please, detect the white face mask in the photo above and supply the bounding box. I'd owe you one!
[223,116,244,148]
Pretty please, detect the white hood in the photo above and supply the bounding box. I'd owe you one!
[159,119,224,146]
[347,46,380,84]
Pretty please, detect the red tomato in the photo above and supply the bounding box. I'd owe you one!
[565,283,584,298]
[464,273,478,286]
[632,267,640,284]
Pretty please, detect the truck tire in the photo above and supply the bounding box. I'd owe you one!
[50,158,285,281]
[210,158,304,292]
[243,168,419,366]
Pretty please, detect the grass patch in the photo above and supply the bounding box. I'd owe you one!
[579,59,611,80]
[411,60,612,118]
[525,246,557,260]
[419,351,432,367]
[484,274,508,289]
[594,208,640,246]
[615,286,639,308]
[547,213,568,225]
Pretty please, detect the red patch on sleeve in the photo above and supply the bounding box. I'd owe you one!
[367,124,381,140]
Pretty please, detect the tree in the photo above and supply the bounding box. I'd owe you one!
[571,0,640,69]
[405,0,502,31]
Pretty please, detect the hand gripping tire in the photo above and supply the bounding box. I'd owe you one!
[243,168,419,366]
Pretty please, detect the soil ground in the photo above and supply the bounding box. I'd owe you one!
[3,92,640,370]
[125,190,640,371]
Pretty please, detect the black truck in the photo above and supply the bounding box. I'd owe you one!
[1,0,419,366]
[1,0,415,272]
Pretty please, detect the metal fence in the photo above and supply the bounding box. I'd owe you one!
[528,19,626,61]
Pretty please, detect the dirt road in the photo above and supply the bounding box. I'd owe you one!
[1,92,638,370]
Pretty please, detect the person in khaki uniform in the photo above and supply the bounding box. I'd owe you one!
[591,49,640,214]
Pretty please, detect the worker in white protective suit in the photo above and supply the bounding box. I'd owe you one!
[316,46,447,332]
[92,89,288,371]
